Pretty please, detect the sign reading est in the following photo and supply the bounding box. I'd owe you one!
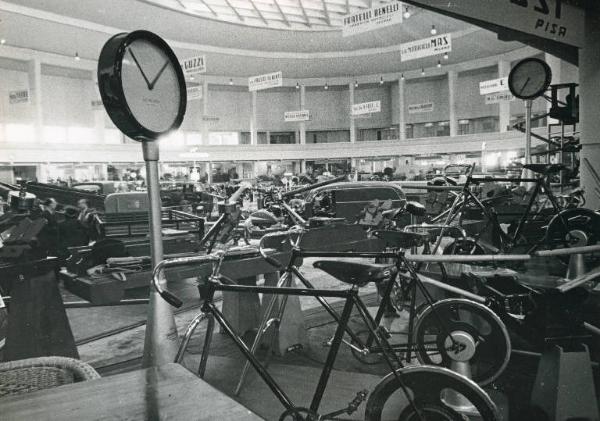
[479,77,509,95]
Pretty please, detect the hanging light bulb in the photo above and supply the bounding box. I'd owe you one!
[190,75,195,80]
[0,39,6,45]
[74,52,80,61]
[403,6,410,19]
[430,25,437,35]
[421,68,425,76]
[354,80,358,88]
[296,82,300,90]
[437,60,442,68]
[401,73,405,81]
[324,82,329,90]
[379,76,384,85]
[443,52,449,60]
[229,78,233,85]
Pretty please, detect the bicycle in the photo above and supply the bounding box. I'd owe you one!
[152,228,503,421]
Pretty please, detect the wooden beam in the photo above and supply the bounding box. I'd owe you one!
[249,0,269,25]
[321,0,331,25]
[224,0,244,22]
[298,0,311,27]
[273,0,291,27]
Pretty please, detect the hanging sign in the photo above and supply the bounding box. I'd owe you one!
[284,110,311,122]
[485,92,515,104]
[91,99,104,110]
[248,71,283,91]
[400,33,452,62]
[402,0,583,48]
[479,77,509,95]
[342,1,403,37]
[352,100,381,116]
[408,102,434,114]
[181,55,206,76]
[9,90,29,104]
[186,85,203,101]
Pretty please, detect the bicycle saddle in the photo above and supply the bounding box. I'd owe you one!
[522,163,566,175]
[405,201,427,216]
[313,260,397,286]
[373,229,428,248]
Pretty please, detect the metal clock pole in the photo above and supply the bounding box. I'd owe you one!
[141,139,180,367]
[524,99,533,185]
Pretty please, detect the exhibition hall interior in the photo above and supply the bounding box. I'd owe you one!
[0,0,599,420]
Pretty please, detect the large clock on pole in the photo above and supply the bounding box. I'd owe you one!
[97,30,186,141]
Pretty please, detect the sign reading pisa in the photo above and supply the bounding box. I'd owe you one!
[342,2,403,37]
[400,33,451,62]
[408,102,434,114]
[9,90,29,104]
[249,71,283,92]
[284,110,311,122]
[352,101,381,116]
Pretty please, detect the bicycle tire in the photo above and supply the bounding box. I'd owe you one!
[364,366,500,421]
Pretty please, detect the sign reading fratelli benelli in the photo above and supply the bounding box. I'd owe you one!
[249,71,283,91]
[400,33,452,62]
[352,101,381,116]
[342,1,403,37]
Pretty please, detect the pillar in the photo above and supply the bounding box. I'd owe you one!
[349,82,356,143]
[250,90,257,146]
[202,79,210,145]
[580,7,600,209]
[207,161,213,184]
[299,85,306,145]
[27,59,43,142]
[300,160,306,174]
[498,60,511,132]
[398,76,406,140]
[447,70,458,137]
[92,72,105,143]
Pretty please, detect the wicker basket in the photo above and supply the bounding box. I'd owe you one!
[0,356,100,398]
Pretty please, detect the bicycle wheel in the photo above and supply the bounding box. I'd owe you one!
[364,366,500,421]
[413,299,511,386]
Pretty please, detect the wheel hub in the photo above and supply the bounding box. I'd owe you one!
[444,331,476,362]
[566,229,588,247]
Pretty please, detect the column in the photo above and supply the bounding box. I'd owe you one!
[398,77,406,140]
[299,85,306,145]
[447,70,458,137]
[27,59,43,142]
[498,60,511,132]
[92,72,105,143]
[580,8,600,210]
[202,79,210,145]
[349,82,356,143]
[250,90,257,145]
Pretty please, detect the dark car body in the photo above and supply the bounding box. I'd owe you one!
[303,181,406,222]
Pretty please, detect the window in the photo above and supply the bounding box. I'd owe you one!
[67,127,94,144]
[209,132,239,145]
[105,128,122,144]
[186,132,202,145]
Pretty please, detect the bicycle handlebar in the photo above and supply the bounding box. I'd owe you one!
[258,226,306,269]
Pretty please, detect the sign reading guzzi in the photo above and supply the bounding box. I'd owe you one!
[400,33,452,62]
[352,101,381,116]
[181,55,206,76]
[342,1,403,37]
[249,71,283,91]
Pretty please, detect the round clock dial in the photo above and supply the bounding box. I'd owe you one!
[508,58,552,100]
[98,30,186,141]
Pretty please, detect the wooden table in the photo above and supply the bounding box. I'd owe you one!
[0,363,263,421]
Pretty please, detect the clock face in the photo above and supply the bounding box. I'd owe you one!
[508,58,552,100]
[97,31,186,141]
[121,38,181,133]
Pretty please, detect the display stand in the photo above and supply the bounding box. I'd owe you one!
[141,140,180,367]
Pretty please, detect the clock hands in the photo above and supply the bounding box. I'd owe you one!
[148,60,170,90]
[519,77,531,95]
[128,48,152,89]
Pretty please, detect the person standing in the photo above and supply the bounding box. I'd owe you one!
[77,198,97,240]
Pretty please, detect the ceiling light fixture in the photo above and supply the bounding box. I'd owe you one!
[324,82,329,90]
[354,80,358,88]
[296,82,300,89]
[190,75,194,80]
[403,6,410,19]
[421,68,425,76]
[229,78,233,85]
[0,39,5,45]
[401,73,405,81]
[443,52,449,60]
[437,60,442,68]
[74,52,80,61]
[379,76,384,85]
[430,25,437,35]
